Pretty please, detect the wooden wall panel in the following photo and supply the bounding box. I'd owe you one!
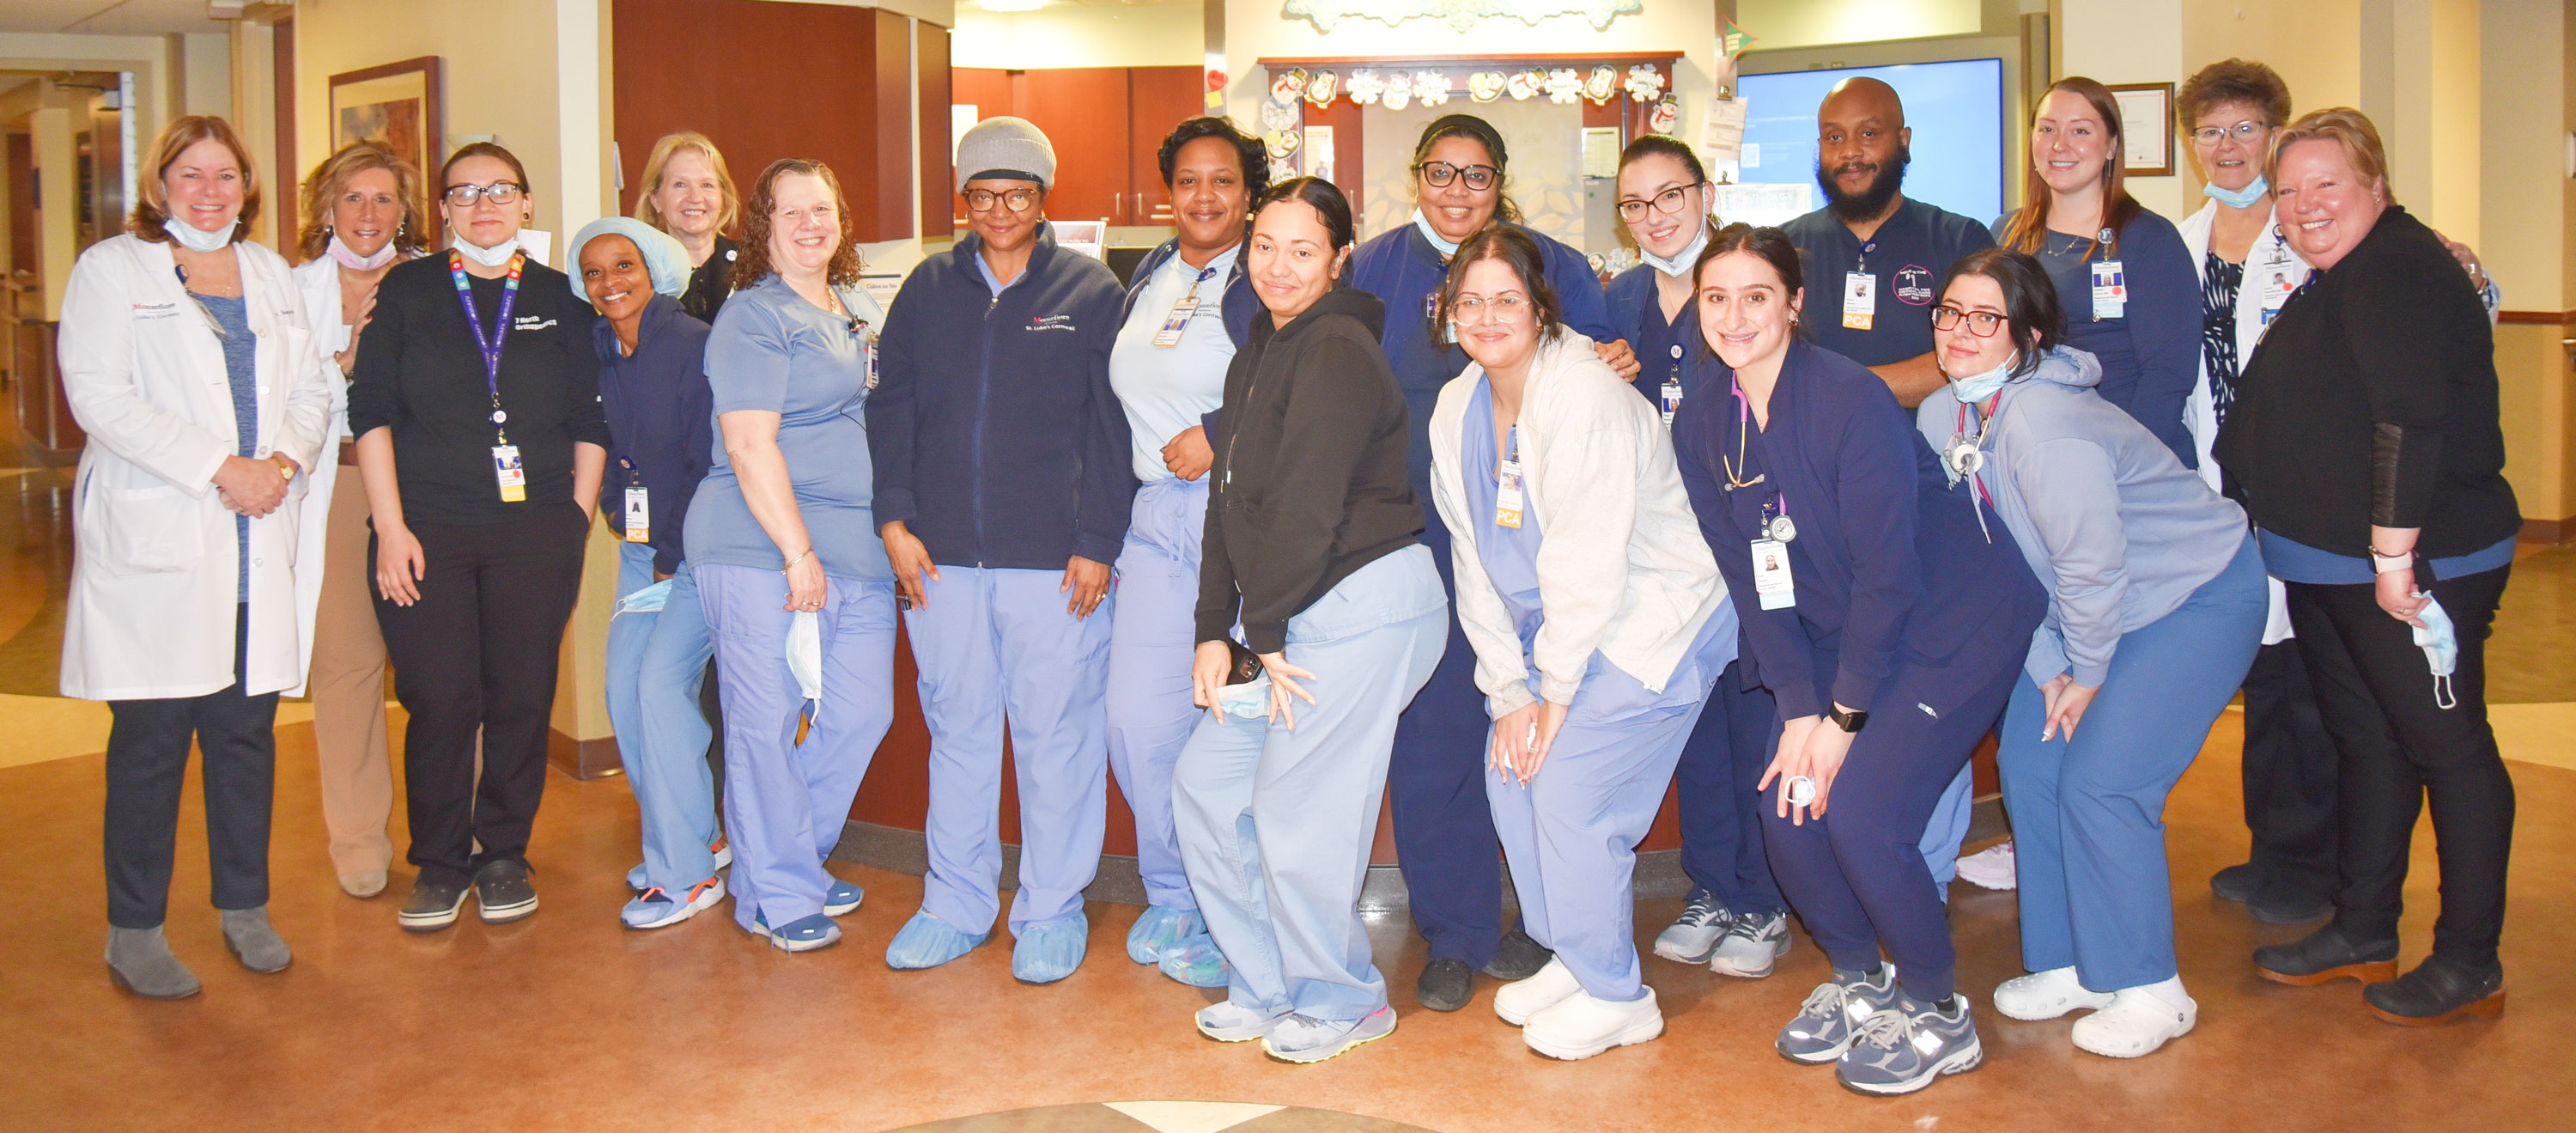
[918,23,952,239]
[1012,69,1133,223]
[867,8,914,239]
[611,0,912,241]
[1127,66,1203,224]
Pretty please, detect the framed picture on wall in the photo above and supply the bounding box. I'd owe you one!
[2105,82,2175,177]
[329,56,445,246]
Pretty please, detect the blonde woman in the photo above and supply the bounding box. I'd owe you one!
[289,140,427,900]
[633,131,744,320]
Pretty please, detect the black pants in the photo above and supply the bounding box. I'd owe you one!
[2238,637,2348,902]
[374,504,588,886]
[105,604,279,929]
[2286,565,2515,968]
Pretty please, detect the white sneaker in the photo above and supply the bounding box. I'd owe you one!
[1956,842,2018,891]
[1651,891,1729,964]
[1522,987,1664,1061]
[2070,986,2196,1058]
[1495,955,1585,1026]
[1991,965,2114,1020]
[1196,999,1287,1043]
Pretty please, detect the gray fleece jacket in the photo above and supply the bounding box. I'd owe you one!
[1917,346,2248,688]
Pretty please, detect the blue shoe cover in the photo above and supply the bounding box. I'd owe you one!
[1125,905,1206,965]
[885,911,987,970]
[1158,932,1231,988]
[1012,911,1091,984]
[823,878,865,917]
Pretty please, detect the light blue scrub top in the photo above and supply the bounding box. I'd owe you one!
[684,274,893,582]
[1109,242,1240,482]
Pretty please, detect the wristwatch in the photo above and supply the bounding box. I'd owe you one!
[2370,546,2413,575]
[1826,703,1869,734]
[270,454,296,481]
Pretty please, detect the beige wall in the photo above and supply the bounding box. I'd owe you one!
[954,3,1201,70]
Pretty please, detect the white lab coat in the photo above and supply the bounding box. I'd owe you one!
[288,254,359,698]
[2177,199,2300,646]
[58,234,331,701]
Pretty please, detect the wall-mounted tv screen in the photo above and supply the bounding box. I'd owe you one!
[1728,58,2006,228]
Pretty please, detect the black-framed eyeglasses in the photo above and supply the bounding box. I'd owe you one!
[1930,305,2006,337]
[2190,120,2266,147]
[1415,161,1498,191]
[1616,182,1705,223]
[963,186,1041,213]
[443,181,525,207]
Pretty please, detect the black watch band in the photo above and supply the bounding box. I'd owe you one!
[1827,704,1869,734]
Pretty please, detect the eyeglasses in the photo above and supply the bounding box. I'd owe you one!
[1930,305,2006,337]
[443,181,525,207]
[2190,120,2267,147]
[1452,293,1530,322]
[1616,182,1705,223]
[1416,161,1498,191]
[963,187,1040,213]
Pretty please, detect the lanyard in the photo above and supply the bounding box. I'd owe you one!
[1182,262,1218,302]
[451,248,526,442]
[1856,237,1879,275]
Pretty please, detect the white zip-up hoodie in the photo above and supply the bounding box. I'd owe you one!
[1429,331,1729,717]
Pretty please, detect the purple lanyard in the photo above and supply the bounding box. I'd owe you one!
[449,249,525,441]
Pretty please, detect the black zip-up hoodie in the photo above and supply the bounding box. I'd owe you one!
[1197,286,1421,653]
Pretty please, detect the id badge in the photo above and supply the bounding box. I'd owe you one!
[1660,372,1685,428]
[491,444,526,503]
[1751,538,1795,610]
[2090,259,2127,320]
[1151,296,1199,348]
[1431,292,1456,344]
[1841,271,1876,331]
[1493,458,1526,528]
[623,486,651,543]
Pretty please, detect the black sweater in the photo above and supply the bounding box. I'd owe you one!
[349,253,610,526]
[2216,207,2518,561]
[1198,287,1421,654]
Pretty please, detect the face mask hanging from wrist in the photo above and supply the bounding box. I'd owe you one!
[2410,593,2459,710]
[2202,175,2270,210]
[163,216,234,253]
[453,235,519,267]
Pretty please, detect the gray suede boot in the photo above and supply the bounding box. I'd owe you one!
[106,926,203,1000]
[221,906,293,974]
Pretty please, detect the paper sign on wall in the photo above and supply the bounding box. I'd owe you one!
[1305,125,1336,180]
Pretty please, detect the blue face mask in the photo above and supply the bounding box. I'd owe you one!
[1640,219,1710,279]
[2203,175,2270,210]
[1946,350,2020,403]
[163,216,234,253]
[1410,208,1462,257]
[2410,594,2459,710]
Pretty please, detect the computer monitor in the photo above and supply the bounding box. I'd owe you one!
[1729,59,2008,229]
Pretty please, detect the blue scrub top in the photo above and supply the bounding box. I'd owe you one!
[1462,380,1546,646]
[1606,265,1724,420]
[1995,209,2200,466]
[1780,198,1996,368]
[1348,222,1617,495]
[684,274,894,582]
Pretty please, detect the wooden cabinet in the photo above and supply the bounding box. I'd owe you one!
[952,65,1206,227]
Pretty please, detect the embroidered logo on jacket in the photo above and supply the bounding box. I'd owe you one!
[1027,314,1078,332]
[1894,265,1935,306]
[513,315,558,331]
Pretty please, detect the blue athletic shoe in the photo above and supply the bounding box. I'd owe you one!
[620,876,725,930]
[755,911,841,953]
[1157,932,1230,988]
[1012,911,1090,984]
[823,877,864,917]
[885,911,987,970]
[1125,905,1206,965]
[1777,964,1902,1064]
[1836,990,1983,1095]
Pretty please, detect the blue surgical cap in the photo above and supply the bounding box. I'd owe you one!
[567,216,692,302]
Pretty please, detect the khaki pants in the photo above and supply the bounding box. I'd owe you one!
[310,475,394,878]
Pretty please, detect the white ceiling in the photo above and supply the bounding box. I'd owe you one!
[0,0,233,36]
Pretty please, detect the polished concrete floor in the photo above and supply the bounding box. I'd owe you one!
[8,708,2570,1132]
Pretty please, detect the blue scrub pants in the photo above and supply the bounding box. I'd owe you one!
[907,566,1115,935]
[696,563,898,932]
[1760,655,2023,1005]
[1674,660,1784,915]
[2003,537,2265,990]
[606,543,721,894]
[1175,546,1448,1024]
[1389,514,1510,967]
[1492,644,1722,1003]
[1105,478,1207,911]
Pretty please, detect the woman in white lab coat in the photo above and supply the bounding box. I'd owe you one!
[58,115,331,1000]
[288,140,427,901]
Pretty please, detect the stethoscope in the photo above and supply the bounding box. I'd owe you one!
[1944,390,2005,545]
[1720,375,1794,543]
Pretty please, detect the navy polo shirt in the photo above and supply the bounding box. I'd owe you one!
[1780,197,1994,367]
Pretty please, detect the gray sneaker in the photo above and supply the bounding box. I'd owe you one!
[1651,891,1730,964]
[1261,1007,1398,1063]
[1710,907,1791,978]
[472,860,539,924]
[1777,964,1900,1063]
[1836,991,1983,1096]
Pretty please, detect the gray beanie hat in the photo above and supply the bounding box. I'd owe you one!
[955,116,1057,190]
